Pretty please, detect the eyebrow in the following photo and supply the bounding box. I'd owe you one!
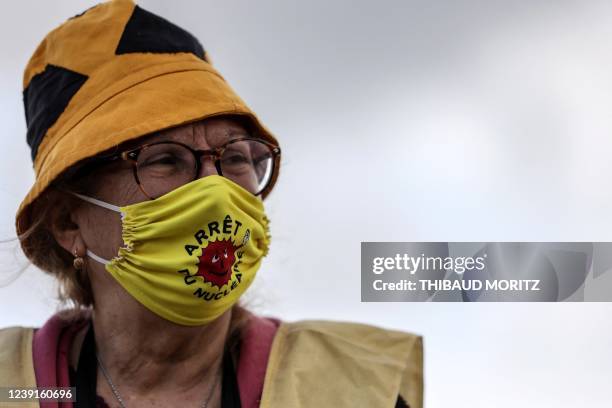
[119,126,252,151]
[151,130,252,146]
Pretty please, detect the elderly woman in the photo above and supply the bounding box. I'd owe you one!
[0,1,423,407]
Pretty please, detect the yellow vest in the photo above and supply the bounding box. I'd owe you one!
[0,327,37,408]
[0,321,423,408]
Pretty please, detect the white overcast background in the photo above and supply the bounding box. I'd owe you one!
[2,1,612,407]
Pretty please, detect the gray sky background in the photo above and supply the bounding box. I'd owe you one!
[2,1,612,407]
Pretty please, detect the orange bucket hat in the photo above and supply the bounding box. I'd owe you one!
[16,0,280,237]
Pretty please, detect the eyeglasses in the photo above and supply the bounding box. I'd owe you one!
[104,137,281,199]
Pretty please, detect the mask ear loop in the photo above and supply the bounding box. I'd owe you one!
[69,192,123,265]
[71,192,122,213]
[87,249,110,265]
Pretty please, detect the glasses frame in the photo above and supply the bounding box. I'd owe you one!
[103,136,281,199]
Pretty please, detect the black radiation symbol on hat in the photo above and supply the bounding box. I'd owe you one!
[23,3,207,161]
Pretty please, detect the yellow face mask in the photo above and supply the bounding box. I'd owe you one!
[74,175,270,326]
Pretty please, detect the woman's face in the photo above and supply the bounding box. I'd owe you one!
[59,116,261,307]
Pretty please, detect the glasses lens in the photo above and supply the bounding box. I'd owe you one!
[220,139,274,195]
[133,139,276,198]
[136,143,196,198]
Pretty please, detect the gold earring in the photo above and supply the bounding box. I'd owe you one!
[73,249,84,270]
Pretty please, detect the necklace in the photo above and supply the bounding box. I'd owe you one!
[95,351,222,408]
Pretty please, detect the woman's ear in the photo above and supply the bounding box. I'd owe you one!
[47,192,86,255]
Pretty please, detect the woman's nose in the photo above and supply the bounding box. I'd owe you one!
[197,155,219,179]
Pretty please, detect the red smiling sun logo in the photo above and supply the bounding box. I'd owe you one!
[195,239,240,288]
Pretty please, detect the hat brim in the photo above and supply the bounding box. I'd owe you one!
[16,67,280,235]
